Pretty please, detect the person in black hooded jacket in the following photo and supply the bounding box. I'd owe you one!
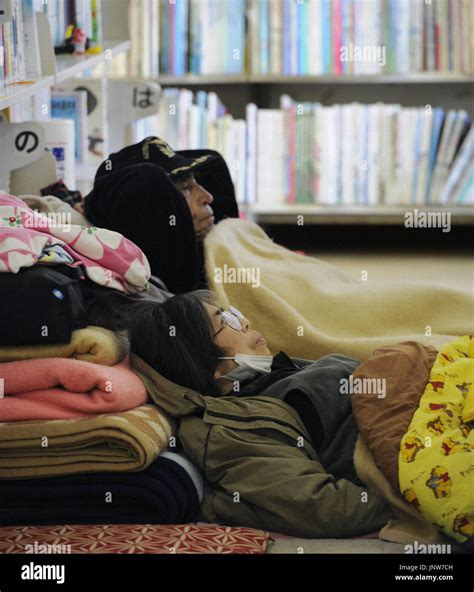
[84,137,239,294]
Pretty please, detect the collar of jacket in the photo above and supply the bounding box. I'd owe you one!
[130,352,205,417]
[130,352,317,457]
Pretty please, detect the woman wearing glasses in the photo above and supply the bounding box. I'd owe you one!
[128,290,393,539]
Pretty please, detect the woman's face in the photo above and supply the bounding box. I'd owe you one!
[205,304,271,357]
[204,303,271,394]
[174,174,215,239]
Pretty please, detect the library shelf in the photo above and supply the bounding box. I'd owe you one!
[0,75,56,111]
[154,74,474,85]
[241,204,474,225]
[55,40,131,82]
[0,41,130,111]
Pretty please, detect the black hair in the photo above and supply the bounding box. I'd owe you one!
[128,290,227,397]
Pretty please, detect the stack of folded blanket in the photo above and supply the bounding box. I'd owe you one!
[0,198,204,527]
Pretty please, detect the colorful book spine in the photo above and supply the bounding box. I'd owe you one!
[259,0,269,75]
[127,0,474,77]
[332,0,342,75]
[425,107,445,202]
[321,0,332,74]
[282,0,291,75]
[289,0,297,75]
[160,0,170,73]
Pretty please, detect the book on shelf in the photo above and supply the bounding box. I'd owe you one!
[1,0,26,87]
[22,0,41,79]
[160,85,473,207]
[245,102,257,205]
[429,109,472,203]
[256,108,284,205]
[140,0,473,77]
[36,0,101,50]
[154,85,247,203]
[0,0,109,93]
[42,118,76,188]
[127,0,246,76]
[51,89,88,164]
[54,78,108,167]
[5,84,50,122]
[8,74,463,210]
[439,126,474,204]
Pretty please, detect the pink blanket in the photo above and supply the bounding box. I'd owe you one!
[0,356,148,421]
[0,194,150,294]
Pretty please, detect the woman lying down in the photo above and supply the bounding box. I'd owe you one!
[128,290,474,544]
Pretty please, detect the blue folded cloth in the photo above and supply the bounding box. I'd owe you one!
[0,452,203,526]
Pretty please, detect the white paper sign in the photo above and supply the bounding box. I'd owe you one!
[0,122,45,190]
[0,0,13,25]
[108,80,161,125]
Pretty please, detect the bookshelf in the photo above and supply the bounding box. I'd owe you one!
[55,40,131,82]
[0,1,135,195]
[1,0,473,227]
[242,204,474,225]
[0,41,130,110]
[140,0,473,225]
[0,75,56,111]
[155,74,474,85]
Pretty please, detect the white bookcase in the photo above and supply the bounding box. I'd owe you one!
[1,0,473,226]
[0,0,132,193]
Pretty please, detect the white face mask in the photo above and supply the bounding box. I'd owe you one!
[218,354,274,382]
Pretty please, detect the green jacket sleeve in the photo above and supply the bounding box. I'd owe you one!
[199,425,393,539]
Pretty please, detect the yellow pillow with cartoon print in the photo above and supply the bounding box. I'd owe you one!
[462,390,474,423]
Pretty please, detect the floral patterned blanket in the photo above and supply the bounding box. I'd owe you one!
[0,194,150,294]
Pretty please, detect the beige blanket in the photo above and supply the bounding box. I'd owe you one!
[0,404,174,479]
[204,219,473,361]
[0,326,129,366]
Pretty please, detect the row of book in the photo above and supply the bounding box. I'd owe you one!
[273,98,473,206]
[125,0,246,78]
[1,0,37,85]
[37,0,101,49]
[150,88,473,206]
[0,0,102,88]
[247,0,474,76]
[126,0,474,77]
[3,81,472,207]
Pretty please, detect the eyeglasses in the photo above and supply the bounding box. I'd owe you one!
[212,305,245,338]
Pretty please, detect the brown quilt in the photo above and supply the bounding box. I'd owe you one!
[350,341,438,490]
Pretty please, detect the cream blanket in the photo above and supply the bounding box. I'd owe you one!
[204,219,473,361]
